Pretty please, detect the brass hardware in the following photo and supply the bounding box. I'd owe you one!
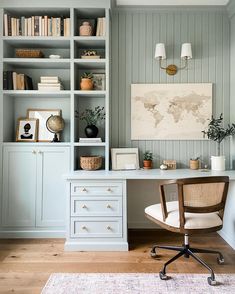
[82,205,87,209]
[82,188,87,192]
[107,188,112,192]
[106,204,111,209]
[107,226,111,230]
[82,226,87,230]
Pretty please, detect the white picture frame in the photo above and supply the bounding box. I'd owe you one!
[27,108,61,142]
[16,118,38,142]
[93,73,105,90]
[111,148,140,170]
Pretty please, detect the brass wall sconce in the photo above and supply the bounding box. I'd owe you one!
[154,43,192,75]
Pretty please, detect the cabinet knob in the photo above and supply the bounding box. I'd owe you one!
[107,226,112,230]
[107,188,112,192]
[32,150,36,154]
[82,204,87,209]
[38,150,43,154]
[82,226,87,230]
[82,188,87,192]
[106,204,111,209]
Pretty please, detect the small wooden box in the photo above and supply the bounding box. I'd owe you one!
[163,160,177,170]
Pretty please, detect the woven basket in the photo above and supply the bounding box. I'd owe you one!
[80,156,102,170]
[16,49,44,58]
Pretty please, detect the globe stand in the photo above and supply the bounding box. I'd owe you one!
[52,133,59,142]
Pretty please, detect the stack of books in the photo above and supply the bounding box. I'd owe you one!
[3,71,33,90]
[38,76,64,91]
[96,17,106,36]
[3,14,70,37]
[79,138,102,143]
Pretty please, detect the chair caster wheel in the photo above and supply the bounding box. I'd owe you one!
[150,248,157,258]
[207,277,217,286]
[159,271,169,280]
[217,257,224,265]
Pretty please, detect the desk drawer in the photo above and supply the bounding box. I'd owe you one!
[71,197,122,217]
[70,217,122,238]
[71,182,123,196]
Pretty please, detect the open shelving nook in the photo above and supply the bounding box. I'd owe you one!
[0,0,111,171]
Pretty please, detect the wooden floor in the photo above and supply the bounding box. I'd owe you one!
[0,230,234,293]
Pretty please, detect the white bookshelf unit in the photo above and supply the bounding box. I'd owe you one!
[0,0,111,238]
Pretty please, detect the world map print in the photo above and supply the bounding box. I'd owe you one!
[131,83,212,140]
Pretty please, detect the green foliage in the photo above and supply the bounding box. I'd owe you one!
[202,114,235,155]
[76,106,105,126]
[81,72,93,79]
[143,150,153,161]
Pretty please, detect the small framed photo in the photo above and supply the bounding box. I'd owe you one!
[16,118,38,142]
[93,73,105,90]
[27,109,61,142]
[111,148,140,170]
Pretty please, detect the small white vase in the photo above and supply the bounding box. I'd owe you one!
[211,156,225,171]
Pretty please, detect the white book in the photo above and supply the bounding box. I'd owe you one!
[38,82,62,87]
[39,16,42,36]
[4,14,8,36]
[40,76,60,82]
[27,18,31,36]
[31,16,34,36]
[102,17,106,36]
[96,18,101,36]
[79,137,102,142]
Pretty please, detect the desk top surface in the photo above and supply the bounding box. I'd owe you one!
[65,169,235,180]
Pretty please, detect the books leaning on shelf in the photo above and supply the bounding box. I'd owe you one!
[3,14,70,37]
[38,76,64,91]
[96,17,106,36]
[3,71,33,90]
[79,138,102,143]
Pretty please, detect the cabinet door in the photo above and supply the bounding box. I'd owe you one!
[2,146,37,227]
[36,147,70,227]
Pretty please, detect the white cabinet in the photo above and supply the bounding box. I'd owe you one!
[65,180,128,251]
[1,145,70,236]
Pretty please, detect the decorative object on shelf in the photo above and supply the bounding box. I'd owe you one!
[189,157,200,170]
[79,137,102,143]
[80,156,102,170]
[96,17,106,36]
[3,71,33,90]
[202,114,235,171]
[163,160,176,170]
[46,115,65,142]
[38,76,64,91]
[143,151,153,169]
[49,54,61,59]
[160,163,168,170]
[77,106,105,138]
[131,83,212,140]
[16,118,38,142]
[111,148,140,170]
[154,43,192,75]
[80,72,94,90]
[93,73,105,90]
[15,49,44,58]
[27,108,61,142]
[81,50,100,59]
[79,21,93,36]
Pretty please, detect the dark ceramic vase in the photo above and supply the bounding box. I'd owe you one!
[85,124,99,138]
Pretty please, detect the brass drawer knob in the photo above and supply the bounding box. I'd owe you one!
[82,226,87,230]
[106,204,111,209]
[82,188,87,192]
[107,188,112,192]
[82,205,87,209]
[107,226,112,230]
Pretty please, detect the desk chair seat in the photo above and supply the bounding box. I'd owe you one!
[145,176,229,286]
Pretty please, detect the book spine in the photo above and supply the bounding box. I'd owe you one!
[3,71,8,90]
[39,16,42,36]
[102,17,106,36]
[16,18,19,36]
[7,15,11,36]
[44,15,48,36]
[24,18,28,36]
[12,72,17,90]
[42,18,45,36]
[4,14,8,36]
[21,16,25,36]
[7,71,13,90]
[31,16,35,36]
[27,17,31,36]
[34,16,39,36]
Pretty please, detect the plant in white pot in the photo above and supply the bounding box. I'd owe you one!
[202,114,235,171]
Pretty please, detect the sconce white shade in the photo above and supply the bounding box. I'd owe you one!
[181,43,192,59]
[155,43,166,60]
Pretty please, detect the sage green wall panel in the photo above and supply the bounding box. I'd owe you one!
[111,9,230,169]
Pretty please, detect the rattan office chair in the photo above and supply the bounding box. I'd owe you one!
[145,176,229,286]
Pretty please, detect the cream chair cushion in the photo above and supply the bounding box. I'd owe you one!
[145,201,222,229]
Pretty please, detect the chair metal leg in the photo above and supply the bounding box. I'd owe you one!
[154,245,184,251]
[161,250,185,275]
[190,247,224,262]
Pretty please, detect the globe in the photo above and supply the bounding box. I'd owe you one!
[46,115,65,142]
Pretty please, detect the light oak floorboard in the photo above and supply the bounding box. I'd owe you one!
[0,230,234,294]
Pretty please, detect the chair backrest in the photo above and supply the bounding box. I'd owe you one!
[159,176,229,230]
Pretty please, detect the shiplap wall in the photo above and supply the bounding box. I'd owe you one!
[111,8,230,169]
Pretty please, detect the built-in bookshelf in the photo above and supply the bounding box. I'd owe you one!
[0,1,111,171]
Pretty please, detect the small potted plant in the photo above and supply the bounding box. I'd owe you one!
[202,114,235,170]
[76,106,105,138]
[80,72,93,90]
[143,151,153,169]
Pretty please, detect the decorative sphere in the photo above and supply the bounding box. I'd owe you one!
[46,115,65,133]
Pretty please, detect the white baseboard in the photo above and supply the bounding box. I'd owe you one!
[218,230,235,250]
[0,230,66,238]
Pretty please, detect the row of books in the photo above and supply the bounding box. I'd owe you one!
[3,71,33,90]
[3,14,70,37]
[38,76,64,91]
[96,18,106,36]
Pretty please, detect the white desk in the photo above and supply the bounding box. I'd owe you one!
[64,169,235,251]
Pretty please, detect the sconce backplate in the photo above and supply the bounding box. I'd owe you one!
[166,64,177,75]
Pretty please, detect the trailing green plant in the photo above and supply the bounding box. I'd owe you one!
[81,72,93,79]
[202,113,235,156]
[143,150,153,161]
[76,106,105,126]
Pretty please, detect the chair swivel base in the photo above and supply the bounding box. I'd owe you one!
[151,240,224,286]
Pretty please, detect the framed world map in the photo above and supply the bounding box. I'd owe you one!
[131,83,212,140]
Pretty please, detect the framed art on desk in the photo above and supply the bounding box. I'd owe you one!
[111,148,140,170]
